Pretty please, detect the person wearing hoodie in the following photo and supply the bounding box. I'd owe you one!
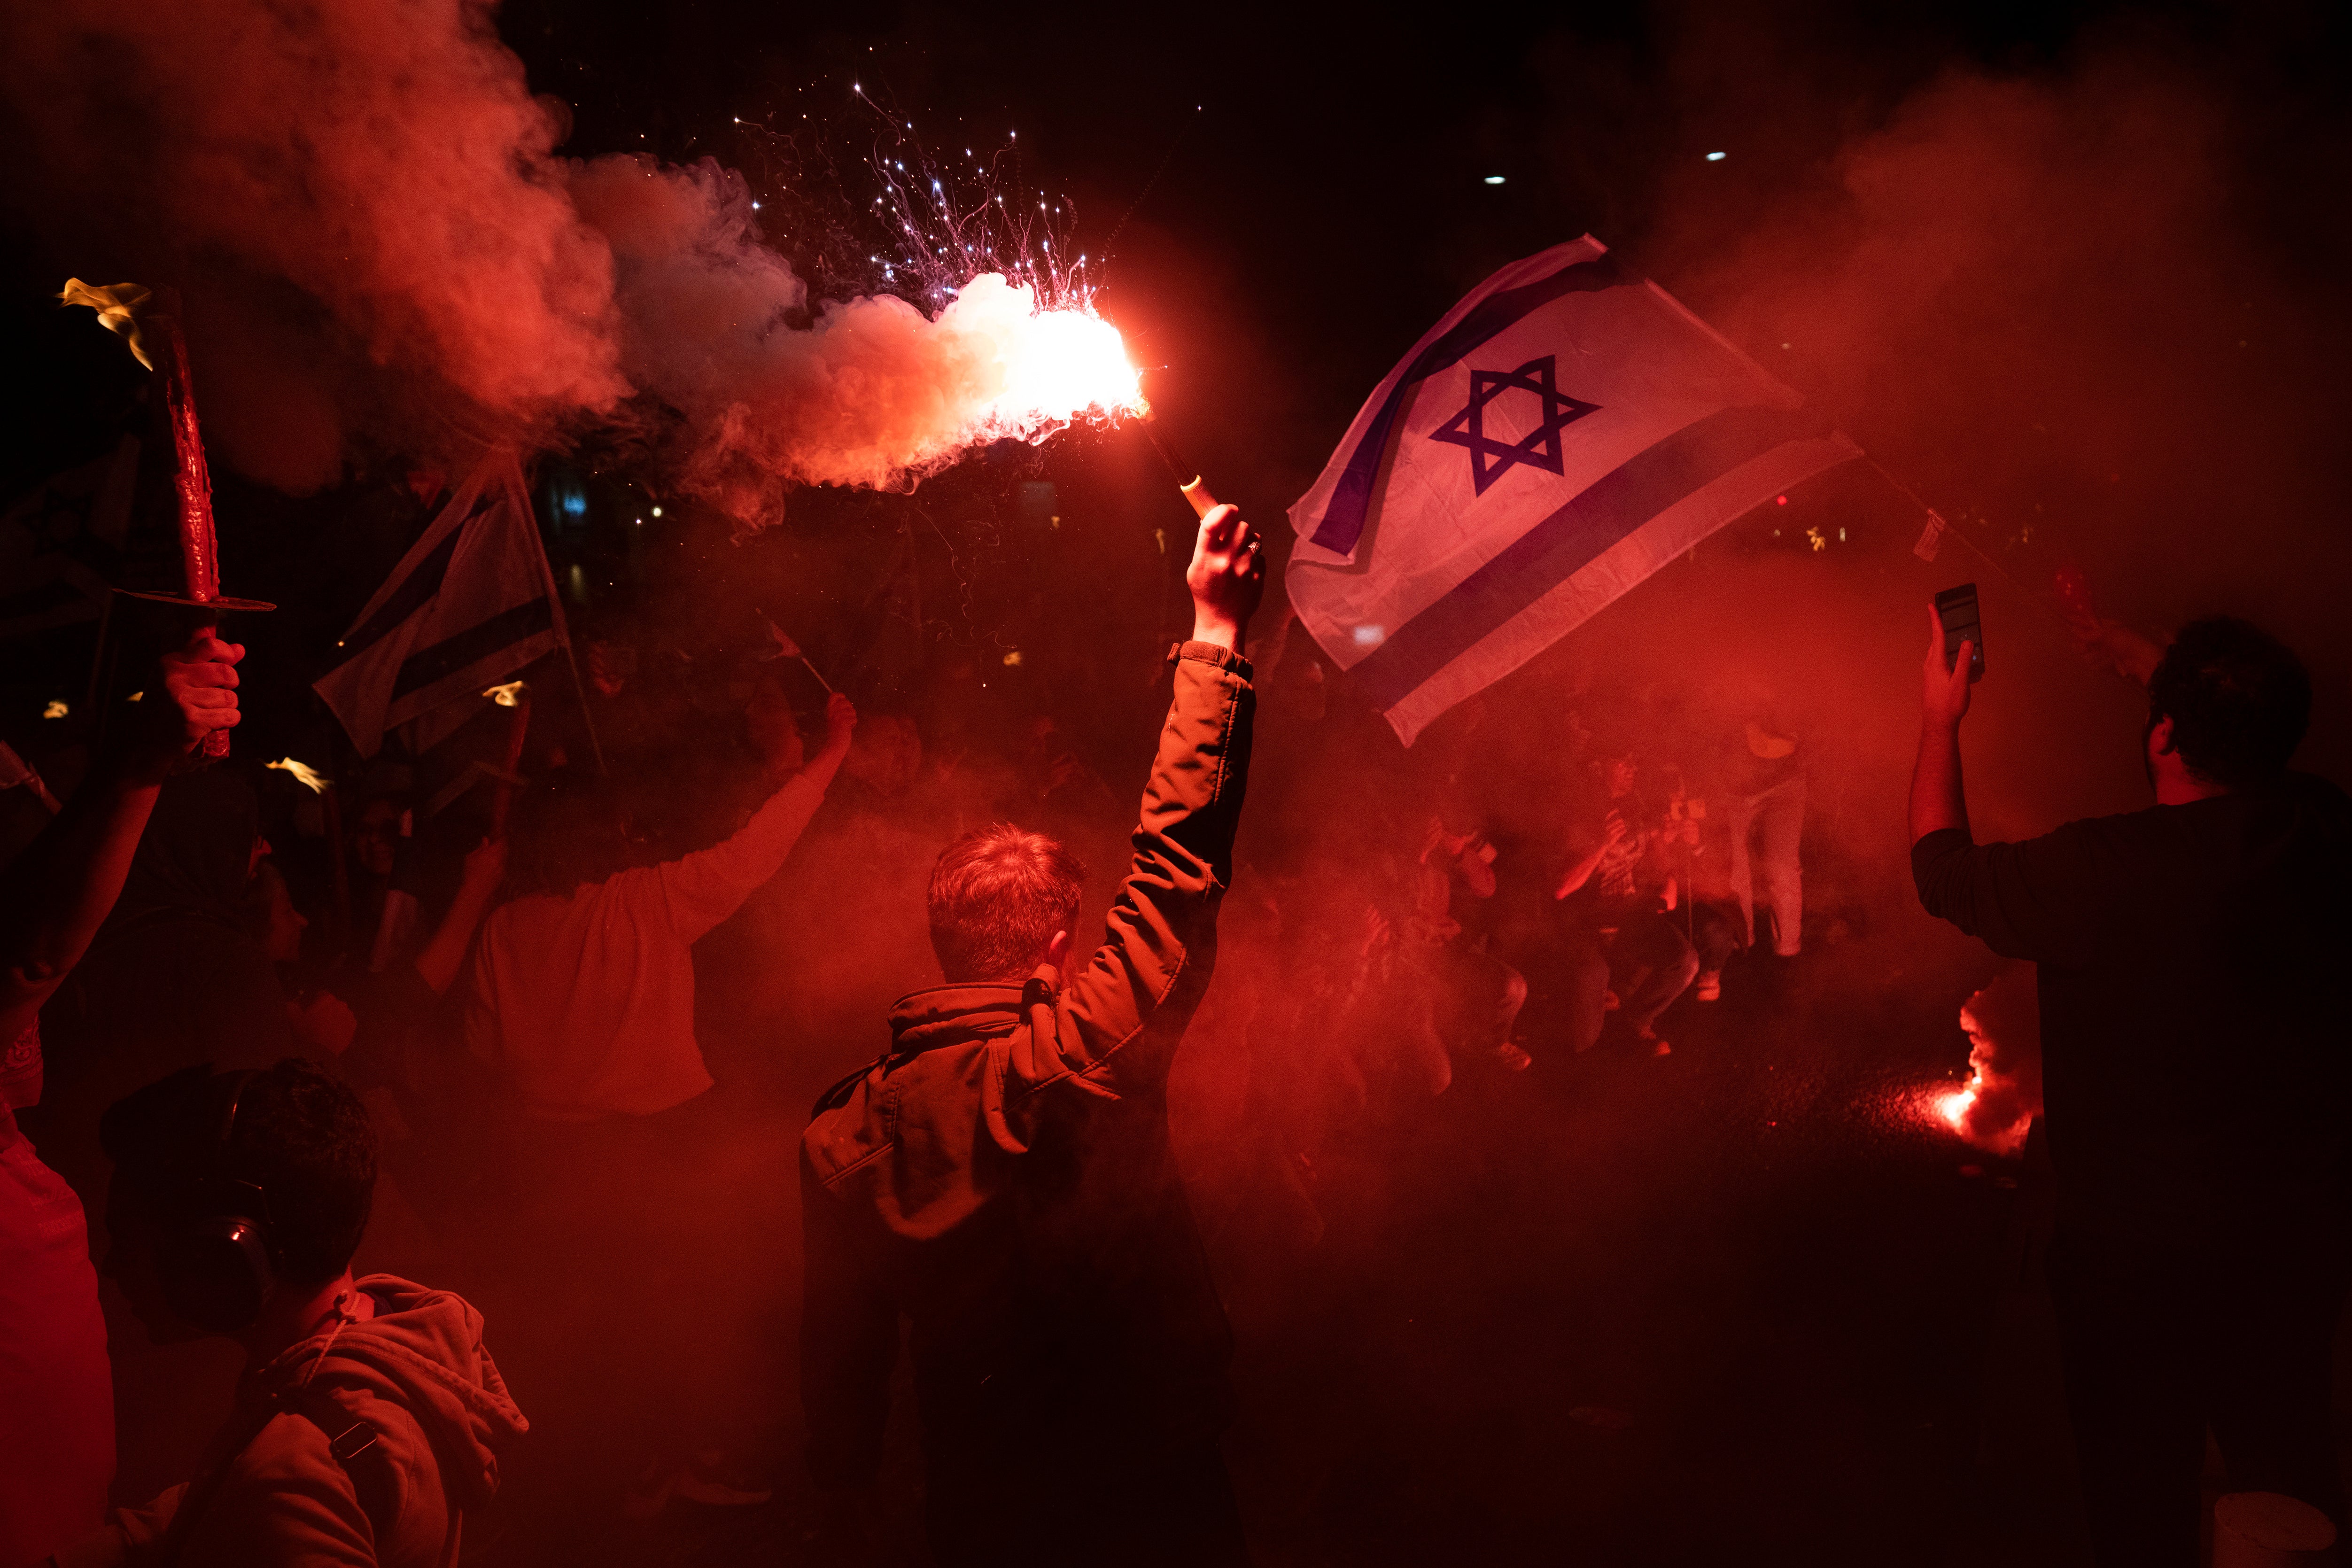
[49,1058,526,1568]
[800,503,1264,1567]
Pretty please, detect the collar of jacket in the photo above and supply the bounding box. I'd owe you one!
[886,970,1056,1058]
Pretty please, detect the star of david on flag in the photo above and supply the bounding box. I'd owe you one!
[1428,356,1600,495]
[1285,235,1863,745]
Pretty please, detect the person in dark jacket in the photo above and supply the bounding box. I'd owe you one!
[800,504,1265,1568]
[1910,609,2352,1567]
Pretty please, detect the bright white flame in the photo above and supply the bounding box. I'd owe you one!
[986,292,1143,430]
[267,757,328,793]
[1706,151,1728,161]
[483,681,527,708]
[1483,175,1506,185]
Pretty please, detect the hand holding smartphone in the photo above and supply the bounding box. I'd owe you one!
[1934,583,1984,683]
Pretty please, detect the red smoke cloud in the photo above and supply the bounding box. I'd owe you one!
[0,0,627,489]
[1,0,1130,524]
[572,157,1137,531]
[1939,964,2042,1156]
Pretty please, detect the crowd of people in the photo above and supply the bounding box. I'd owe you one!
[2,483,2344,1568]
[0,495,1845,1565]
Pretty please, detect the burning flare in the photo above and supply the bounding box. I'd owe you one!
[985,294,1143,431]
[1934,966,2043,1156]
[483,681,528,708]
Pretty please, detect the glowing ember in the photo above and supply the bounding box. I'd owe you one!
[267,756,328,793]
[483,681,527,708]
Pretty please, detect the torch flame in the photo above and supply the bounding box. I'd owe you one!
[484,681,527,708]
[267,756,328,794]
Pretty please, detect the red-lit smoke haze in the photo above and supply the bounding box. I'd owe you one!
[574,157,1137,529]
[0,0,626,491]
[0,0,1126,524]
[1942,964,2043,1156]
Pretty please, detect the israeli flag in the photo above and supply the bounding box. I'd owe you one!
[1287,236,1860,744]
[314,449,567,757]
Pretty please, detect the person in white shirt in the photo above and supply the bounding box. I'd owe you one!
[465,691,855,1119]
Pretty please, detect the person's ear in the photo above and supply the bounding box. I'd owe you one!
[2149,714,2177,756]
[1045,929,1073,974]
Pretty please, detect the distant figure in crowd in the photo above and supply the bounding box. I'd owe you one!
[1652,764,1745,1002]
[467,688,856,1118]
[1555,745,1698,1054]
[1406,812,1529,1077]
[345,792,418,974]
[1723,688,1806,956]
[800,503,1265,1567]
[1911,609,2352,1566]
[53,1060,524,1568]
[0,630,241,1568]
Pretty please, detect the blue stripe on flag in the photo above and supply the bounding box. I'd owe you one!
[1347,404,1824,708]
[1311,254,1621,555]
[391,598,556,700]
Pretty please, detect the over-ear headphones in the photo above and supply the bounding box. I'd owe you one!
[155,1068,279,1335]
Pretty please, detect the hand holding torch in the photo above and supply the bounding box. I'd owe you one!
[60,281,272,758]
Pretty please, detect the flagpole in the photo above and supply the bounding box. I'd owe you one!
[515,454,608,777]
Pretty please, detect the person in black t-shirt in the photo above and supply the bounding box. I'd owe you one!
[1910,608,2352,1567]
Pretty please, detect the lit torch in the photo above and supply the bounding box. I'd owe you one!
[60,280,273,758]
[485,681,532,838]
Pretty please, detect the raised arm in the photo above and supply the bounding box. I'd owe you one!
[644,691,857,943]
[1554,814,1626,900]
[0,631,241,1041]
[1910,602,1975,847]
[1045,505,1264,1091]
[413,836,509,996]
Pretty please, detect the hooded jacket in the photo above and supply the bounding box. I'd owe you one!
[800,643,1254,1490]
[54,1276,526,1568]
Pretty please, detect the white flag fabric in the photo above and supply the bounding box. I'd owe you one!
[1287,236,1861,745]
[314,450,566,757]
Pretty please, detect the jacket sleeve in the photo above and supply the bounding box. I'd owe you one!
[1036,644,1255,1101]
[52,1414,376,1568]
[623,771,829,946]
[48,1484,182,1568]
[799,1153,900,1492]
[1911,823,2103,968]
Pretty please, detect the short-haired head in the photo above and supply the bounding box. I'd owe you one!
[2147,617,2310,789]
[101,1058,377,1289]
[927,824,1084,983]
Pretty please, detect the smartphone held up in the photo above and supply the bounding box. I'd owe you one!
[1935,583,1985,683]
